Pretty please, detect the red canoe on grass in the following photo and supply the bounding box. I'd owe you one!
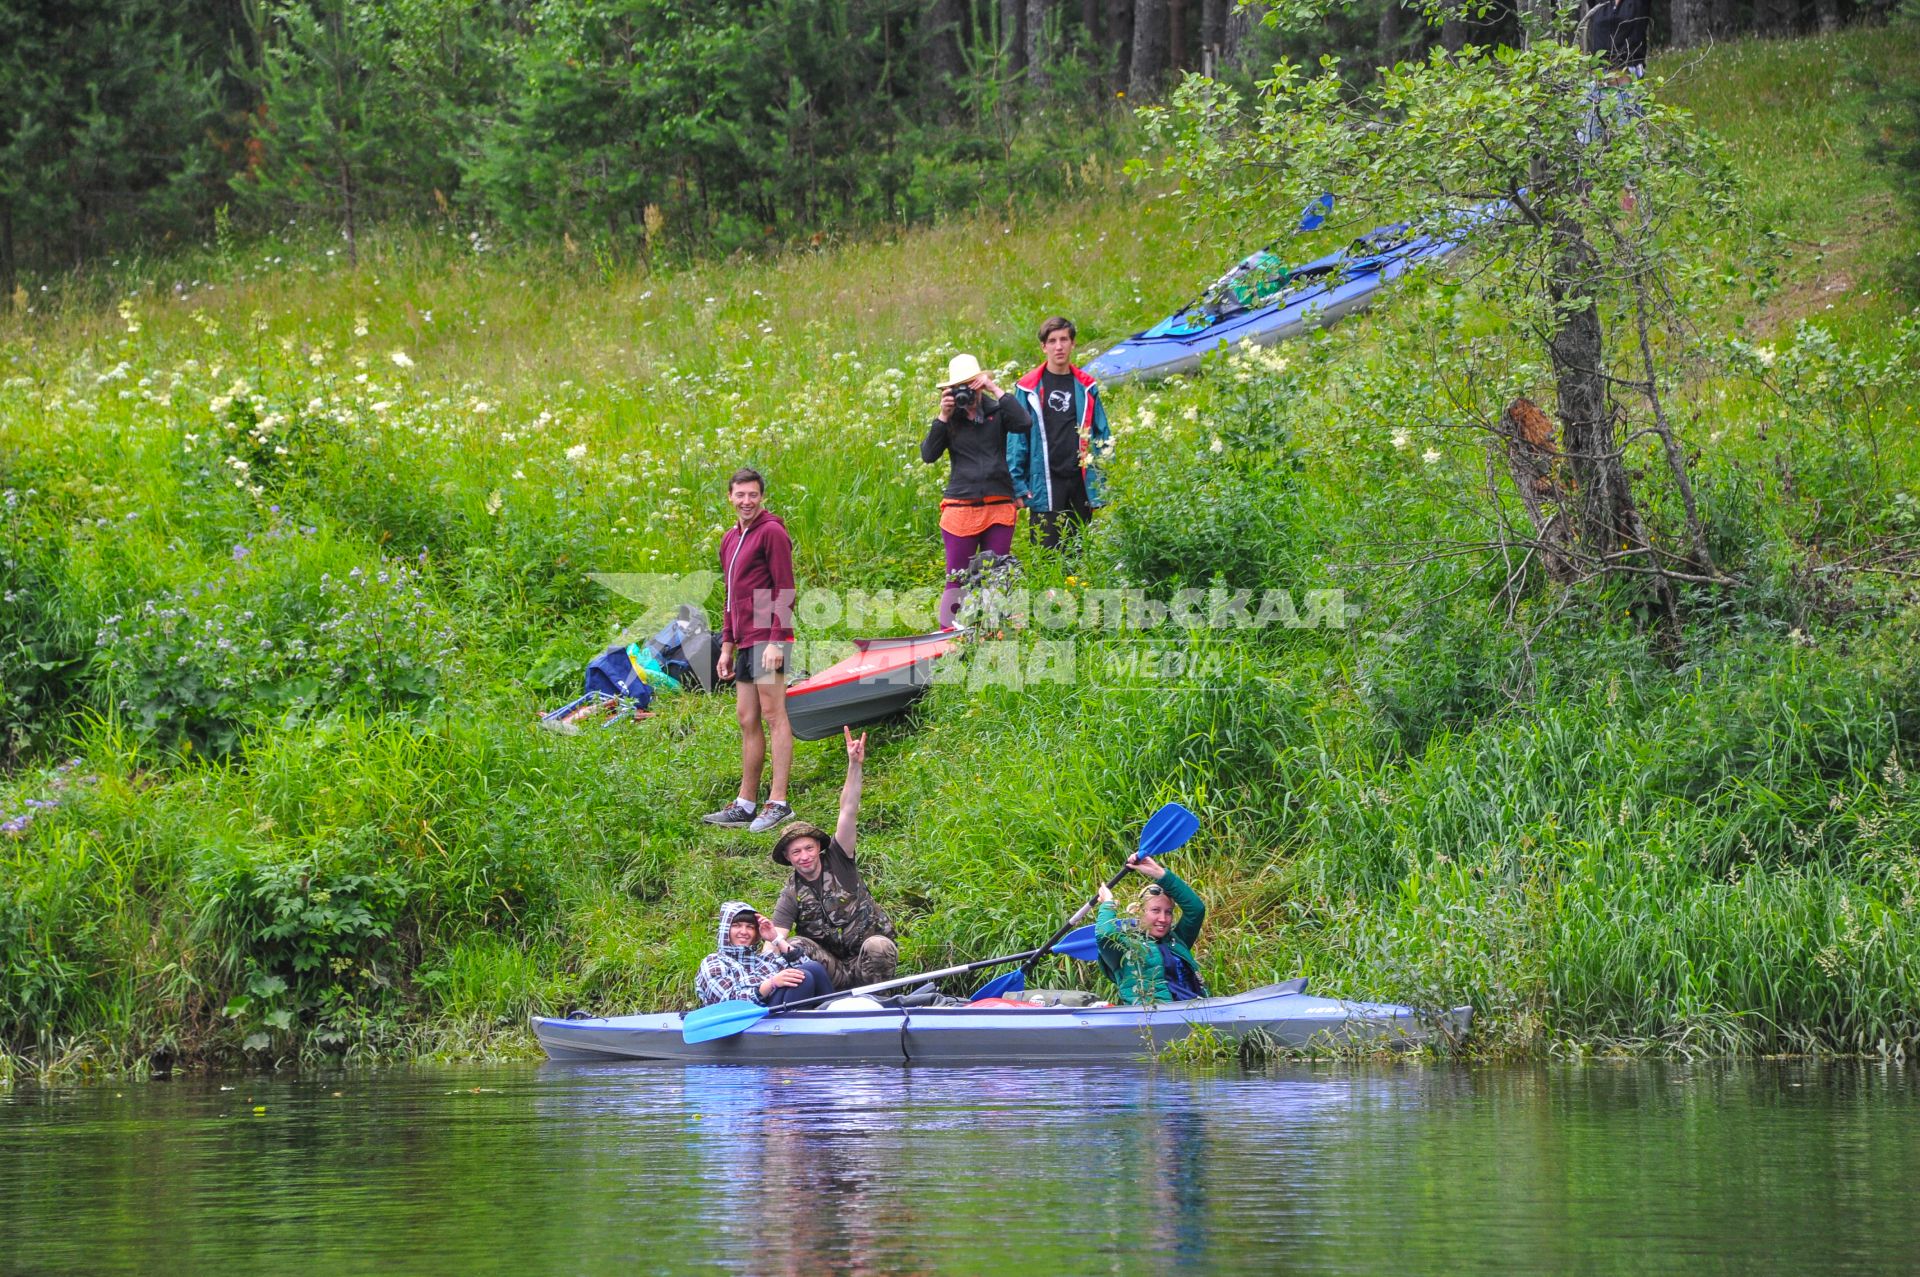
[785,630,962,741]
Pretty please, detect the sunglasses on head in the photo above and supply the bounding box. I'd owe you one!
[1141,883,1167,898]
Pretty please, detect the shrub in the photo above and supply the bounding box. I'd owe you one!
[93,527,459,751]
[194,828,414,1056]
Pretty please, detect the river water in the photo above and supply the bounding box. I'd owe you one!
[2,1060,1914,1274]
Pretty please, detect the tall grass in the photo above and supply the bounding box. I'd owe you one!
[2,28,1918,1073]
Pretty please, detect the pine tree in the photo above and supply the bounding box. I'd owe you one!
[0,0,222,307]
[235,0,422,265]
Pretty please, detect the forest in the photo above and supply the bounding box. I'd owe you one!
[2,0,1907,300]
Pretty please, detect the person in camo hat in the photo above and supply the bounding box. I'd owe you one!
[766,728,898,991]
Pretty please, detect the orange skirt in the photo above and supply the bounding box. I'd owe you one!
[939,498,1016,538]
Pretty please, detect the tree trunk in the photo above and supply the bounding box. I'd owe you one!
[1001,0,1026,72]
[1707,0,1739,37]
[1026,0,1052,89]
[1108,0,1135,93]
[1511,0,1554,45]
[921,0,965,88]
[0,200,14,314]
[1222,1,1261,73]
[1753,0,1798,35]
[1200,0,1227,73]
[1378,0,1414,59]
[1813,0,1842,31]
[1169,0,1187,72]
[1668,0,1710,45]
[1548,221,1638,563]
[1081,0,1101,54]
[1130,0,1170,96]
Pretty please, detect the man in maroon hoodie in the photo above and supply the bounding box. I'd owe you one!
[703,468,799,834]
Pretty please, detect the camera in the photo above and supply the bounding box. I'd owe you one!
[949,384,976,410]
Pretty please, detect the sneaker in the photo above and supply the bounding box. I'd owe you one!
[748,800,794,833]
[701,799,757,828]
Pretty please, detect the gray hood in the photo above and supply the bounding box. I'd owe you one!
[715,900,760,954]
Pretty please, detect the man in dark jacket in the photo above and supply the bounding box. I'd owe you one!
[703,467,800,834]
[921,353,1031,628]
[1585,0,1649,75]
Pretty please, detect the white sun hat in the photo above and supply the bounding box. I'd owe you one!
[939,353,985,388]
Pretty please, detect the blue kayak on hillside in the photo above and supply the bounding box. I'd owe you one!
[1087,204,1502,385]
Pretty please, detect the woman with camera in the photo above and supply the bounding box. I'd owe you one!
[920,353,1031,628]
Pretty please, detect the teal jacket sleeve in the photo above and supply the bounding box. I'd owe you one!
[1160,869,1205,950]
[1086,385,1111,506]
[1005,393,1035,503]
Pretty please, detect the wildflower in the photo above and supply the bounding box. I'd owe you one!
[391,350,414,368]
[566,443,588,463]
[1391,429,1411,450]
[1422,448,1441,464]
[354,313,370,338]
[1209,437,1224,454]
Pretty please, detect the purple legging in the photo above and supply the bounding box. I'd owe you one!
[940,523,1016,628]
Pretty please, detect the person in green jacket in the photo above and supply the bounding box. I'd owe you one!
[1094,854,1208,1005]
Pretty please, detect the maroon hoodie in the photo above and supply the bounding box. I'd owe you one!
[718,510,796,647]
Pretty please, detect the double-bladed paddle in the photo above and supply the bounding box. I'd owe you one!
[681,929,1098,1045]
[970,801,1200,1002]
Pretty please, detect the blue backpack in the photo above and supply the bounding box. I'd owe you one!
[583,644,656,710]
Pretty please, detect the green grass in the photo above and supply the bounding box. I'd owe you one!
[2,27,1919,1074]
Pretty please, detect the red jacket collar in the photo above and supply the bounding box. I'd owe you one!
[1019,362,1096,392]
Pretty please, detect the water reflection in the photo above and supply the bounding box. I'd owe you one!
[2,1061,1916,1274]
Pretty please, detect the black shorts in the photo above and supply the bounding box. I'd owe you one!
[736,641,792,684]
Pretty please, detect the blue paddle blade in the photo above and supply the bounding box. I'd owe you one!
[681,998,771,1044]
[1137,801,1200,860]
[1297,193,1335,233]
[971,929,1099,1001]
[970,967,1026,1001]
[1052,925,1099,962]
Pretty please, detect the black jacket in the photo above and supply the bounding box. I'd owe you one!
[921,391,1031,502]
[1586,0,1648,68]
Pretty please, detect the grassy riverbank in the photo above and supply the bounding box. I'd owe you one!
[4,28,1919,1078]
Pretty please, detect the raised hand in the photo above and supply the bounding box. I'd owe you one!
[1128,854,1167,882]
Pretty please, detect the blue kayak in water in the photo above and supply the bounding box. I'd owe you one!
[534,980,1472,1064]
[1087,205,1500,385]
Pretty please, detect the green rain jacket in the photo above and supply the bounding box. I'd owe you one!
[1095,869,1207,1006]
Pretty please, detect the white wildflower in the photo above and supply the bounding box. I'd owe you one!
[565,443,588,463]
[390,350,414,368]
[1391,429,1411,450]
[1422,448,1442,464]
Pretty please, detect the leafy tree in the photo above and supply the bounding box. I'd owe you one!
[1146,4,1741,627]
